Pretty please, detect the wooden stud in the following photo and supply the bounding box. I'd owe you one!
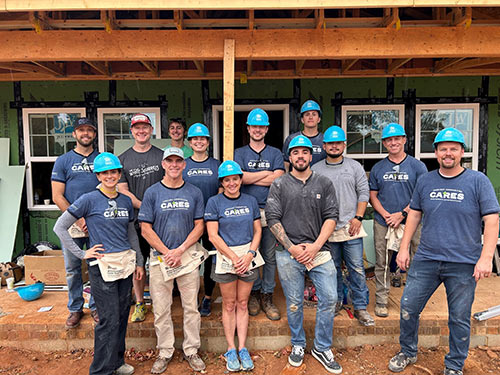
[295,59,305,74]
[223,39,235,162]
[31,61,64,76]
[433,58,466,73]
[247,59,252,76]
[341,59,358,74]
[184,10,200,19]
[447,58,500,70]
[315,9,325,29]
[193,60,204,75]
[248,9,254,30]
[174,10,183,31]
[140,61,160,76]
[85,61,111,76]
[387,58,411,73]
[383,8,399,28]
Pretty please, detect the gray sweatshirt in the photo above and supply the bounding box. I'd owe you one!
[311,157,369,229]
[265,171,338,252]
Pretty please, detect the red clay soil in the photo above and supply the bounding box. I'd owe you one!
[0,344,499,375]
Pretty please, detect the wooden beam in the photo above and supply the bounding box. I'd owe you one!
[387,58,411,73]
[174,10,183,31]
[85,61,111,76]
[295,59,305,74]
[184,10,200,19]
[0,62,56,74]
[434,57,466,73]
[140,61,159,76]
[193,60,204,75]
[383,8,399,29]
[31,61,64,76]
[101,10,117,32]
[223,39,234,162]
[341,59,358,73]
[448,57,500,70]
[4,27,500,62]
[248,10,254,30]
[315,9,325,29]
[247,59,252,76]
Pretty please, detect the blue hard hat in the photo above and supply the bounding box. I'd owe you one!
[433,127,466,148]
[15,282,45,301]
[218,160,244,179]
[300,100,322,117]
[93,152,123,173]
[323,126,346,143]
[381,123,406,140]
[288,135,314,154]
[246,108,270,126]
[187,123,211,139]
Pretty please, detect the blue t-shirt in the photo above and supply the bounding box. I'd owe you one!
[138,181,204,254]
[411,169,500,265]
[51,149,100,204]
[204,193,260,247]
[282,131,326,165]
[67,190,134,253]
[234,145,285,208]
[369,155,428,226]
[182,157,220,205]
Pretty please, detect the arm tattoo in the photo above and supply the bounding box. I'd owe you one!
[269,222,294,251]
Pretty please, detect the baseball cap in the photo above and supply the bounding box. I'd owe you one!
[131,113,152,127]
[163,147,185,160]
[74,117,96,130]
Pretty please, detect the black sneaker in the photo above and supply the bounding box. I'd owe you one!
[311,347,343,374]
[388,352,417,372]
[288,345,305,367]
[444,368,463,375]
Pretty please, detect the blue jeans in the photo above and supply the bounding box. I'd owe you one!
[252,227,279,294]
[62,237,95,312]
[330,238,369,310]
[399,259,476,371]
[276,250,337,351]
[88,263,133,375]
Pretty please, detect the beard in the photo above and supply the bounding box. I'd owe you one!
[326,151,343,159]
[291,159,310,172]
[76,137,94,147]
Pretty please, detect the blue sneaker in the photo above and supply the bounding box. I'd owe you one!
[224,349,241,372]
[239,348,254,371]
[199,297,211,317]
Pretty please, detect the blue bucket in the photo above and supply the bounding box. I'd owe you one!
[15,282,45,301]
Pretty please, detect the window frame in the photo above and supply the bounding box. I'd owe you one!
[22,107,87,211]
[341,104,405,159]
[415,103,479,170]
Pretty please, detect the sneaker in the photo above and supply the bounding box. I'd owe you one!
[261,293,281,321]
[224,349,241,372]
[151,356,172,374]
[444,368,463,375]
[131,302,147,322]
[391,275,402,288]
[375,304,388,317]
[311,347,343,374]
[184,353,206,372]
[334,301,343,316]
[65,311,84,329]
[114,363,134,375]
[239,348,254,371]
[354,309,375,326]
[288,345,305,367]
[248,291,261,316]
[388,352,417,372]
[90,309,99,324]
[199,297,212,317]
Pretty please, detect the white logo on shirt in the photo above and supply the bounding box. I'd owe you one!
[187,168,213,176]
[429,189,464,202]
[71,158,94,172]
[247,160,271,169]
[160,199,190,210]
[312,145,322,154]
[224,206,251,217]
[103,200,129,218]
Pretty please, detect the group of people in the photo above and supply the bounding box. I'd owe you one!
[51,100,499,375]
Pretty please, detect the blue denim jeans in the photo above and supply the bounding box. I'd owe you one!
[88,263,133,375]
[399,259,476,371]
[329,238,369,310]
[252,226,279,294]
[62,237,95,312]
[276,249,337,351]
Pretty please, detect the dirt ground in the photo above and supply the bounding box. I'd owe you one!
[1,344,499,375]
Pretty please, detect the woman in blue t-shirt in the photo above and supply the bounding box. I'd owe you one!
[183,123,221,317]
[204,160,262,372]
[54,152,144,375]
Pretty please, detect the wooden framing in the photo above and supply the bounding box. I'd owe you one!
[223,39,234,161]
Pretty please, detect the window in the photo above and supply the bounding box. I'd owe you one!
[341,105,405,170]
[97,108,161,153]
[23,108,86,210]
[416,104,479,170]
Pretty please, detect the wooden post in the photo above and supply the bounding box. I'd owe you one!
[223,39,235,161]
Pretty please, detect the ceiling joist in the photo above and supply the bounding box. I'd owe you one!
[387,58,411,73]
[140,61,160,76]
[85,61,111,76]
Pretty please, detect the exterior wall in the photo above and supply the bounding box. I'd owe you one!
[0,77,498,258]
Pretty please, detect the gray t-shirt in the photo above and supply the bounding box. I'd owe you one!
[312,157,369,229]
[265,172,339,252]
[118,146,164,202]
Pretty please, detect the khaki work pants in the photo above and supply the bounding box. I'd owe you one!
[373,220,421,306]
[150,258,201,358]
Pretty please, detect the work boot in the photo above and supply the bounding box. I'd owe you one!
[248,290,261,316]
[260,293,281,321]
[183,352,206,372]
[375,304,388,317]
[388,352,417,372]
[335,301,343,316]
[65,311,84,329]
[354,309,375,326]
[151,356,172,374]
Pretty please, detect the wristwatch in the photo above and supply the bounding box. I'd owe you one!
[247,250,257,258]
[354,215,364,222]
[401,210,408,218]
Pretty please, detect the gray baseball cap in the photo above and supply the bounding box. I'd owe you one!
[162,147,185,160]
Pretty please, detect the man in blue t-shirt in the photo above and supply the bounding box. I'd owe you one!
[369,123,427,318]
[282,100,326,171]
[234,108,285,321]
[388,128,500,375]
[139,147,206,374]
[51,117,99,329]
